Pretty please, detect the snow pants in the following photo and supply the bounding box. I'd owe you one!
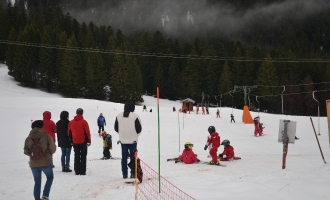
[254,125,259,136]
[209,147,218,163]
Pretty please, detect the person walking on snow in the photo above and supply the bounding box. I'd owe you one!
[97,113,106,135]
[24,120,56,200]
[114,101,142,179]
[218,139,235,161]
[202,107,205,115]
[216,109,220,118]
[177,142,200,164]
[230,113,235,123]
[204,126,220,165]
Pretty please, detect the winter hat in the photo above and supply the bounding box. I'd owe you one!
[31,120,43,129]
[124,101,135,112]
[60,111,69,120]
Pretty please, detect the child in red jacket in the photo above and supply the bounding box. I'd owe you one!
[258,123,265,136]
[219,139,235,161]
[204,126,220,165]
[177,142,200,164]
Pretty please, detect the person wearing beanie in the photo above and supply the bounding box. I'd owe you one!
[56,111,72,173]
[42,111,57,141]
[68,108,91,175]
[114,101,142,179]
[24,120,56,200]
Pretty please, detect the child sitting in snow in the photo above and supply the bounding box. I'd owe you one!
[177,142,200,164]
[218,139,235,161]
[100,131,112,159]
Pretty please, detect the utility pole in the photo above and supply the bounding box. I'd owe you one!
[234,85,258,106]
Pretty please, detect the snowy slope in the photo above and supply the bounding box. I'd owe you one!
[0,64,329,200]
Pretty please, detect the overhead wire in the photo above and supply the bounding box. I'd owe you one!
[1,40,330,62]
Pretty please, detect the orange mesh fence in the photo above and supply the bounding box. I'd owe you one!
[134,158,195,200]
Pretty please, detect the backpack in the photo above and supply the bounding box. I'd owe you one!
[105,134,112,148]
[30,138,45,160]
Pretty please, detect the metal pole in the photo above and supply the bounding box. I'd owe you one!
[310,117,327,163]
[248,88,250,108]
[156,87,161,193]
[312,91,321,135]
[281,86,285,114]
[282,120,290,169]
[178,111,180,152]
[256,96,260,117]
[220,95,222,108]
[215,96,218,107]
[229,91,233,114]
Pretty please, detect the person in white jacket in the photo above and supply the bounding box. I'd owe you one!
[114,101,142,179]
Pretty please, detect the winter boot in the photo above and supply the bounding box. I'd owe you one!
[123,175,128,179]
[64,167,72,172]
[130,173,135,178]
[41,196,49,200]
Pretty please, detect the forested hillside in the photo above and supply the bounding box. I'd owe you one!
[0,0,330,116]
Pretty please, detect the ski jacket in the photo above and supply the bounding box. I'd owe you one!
[221,145,235,160]
[114,112,142,144]
[68,114,91,145]
[24,128,56,168]
[56,119,72,148]
[178,148,199,164]
[206,132,220,149]
[97,116,106,126]
[42,111,57,140]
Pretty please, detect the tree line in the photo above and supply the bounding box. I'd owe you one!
[0,1,330,116]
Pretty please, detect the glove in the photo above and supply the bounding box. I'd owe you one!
[219,154,223,158]
[204,145,208,151]
[117,140,121,145]
[197,159,200,163]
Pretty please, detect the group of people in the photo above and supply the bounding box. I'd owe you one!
[177,126,235,165]
[24,102,142,200]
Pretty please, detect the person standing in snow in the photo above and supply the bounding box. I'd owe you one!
[204,126,220,165]
[177,142,200,164]
[230,113,235,123]
[253,117,260,136]
[97,113,106,136]
[56,111,72,172]
[202,107,205,115]
[142,105,147,112]
[24,120,56,200]
[218,139,235,161]
[68,108,91,175]
[42,111,57,142]
[114,101,142,179]
[100,131,112,159]
[216,109,220,118]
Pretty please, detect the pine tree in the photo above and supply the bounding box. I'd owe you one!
[218,61,232,107]
[59,34,80,97]
[256,54,279,112]
[39,25,56,91]
[184,49,202,101]
[6,28,17,76]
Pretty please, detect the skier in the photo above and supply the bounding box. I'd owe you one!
[173,106,176,112]
[216,109,220,118]
[97,113,106,136]
[196,104,200,114]
[142,105,147,112]
[230,114,235,123]
[258,123,265,136]
[177,142,200,164]
[204,126,220,165]
[206,105,209,114]
[100,131,112,160]
[202,107,205,115]
[218,139,235,161]
[253,117,260,136]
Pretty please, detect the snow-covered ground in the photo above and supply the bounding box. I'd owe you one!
[0,63,329,200]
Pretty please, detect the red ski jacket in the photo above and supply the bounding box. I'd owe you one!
[68,114,91,145]
[178,148,199,164]
[42,111,57,140]
[222,145,235,160]
[206,132,220,149]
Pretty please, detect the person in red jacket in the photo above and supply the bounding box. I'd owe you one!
[254,117,260,136]
[204,126,220,165]
[68,108,91,176]
[177,142,200,164]
[258,123,265,136]
[219,139,235,161]
[42,111,57,141]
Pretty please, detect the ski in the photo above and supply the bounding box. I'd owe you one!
[167,158,178,162]
[89,157,121,161]
[198,161,226,167]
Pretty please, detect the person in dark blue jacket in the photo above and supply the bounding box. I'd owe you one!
[56,111,72,172]
[97,113,106,136]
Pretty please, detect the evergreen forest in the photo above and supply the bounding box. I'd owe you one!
[1,0,330,116]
